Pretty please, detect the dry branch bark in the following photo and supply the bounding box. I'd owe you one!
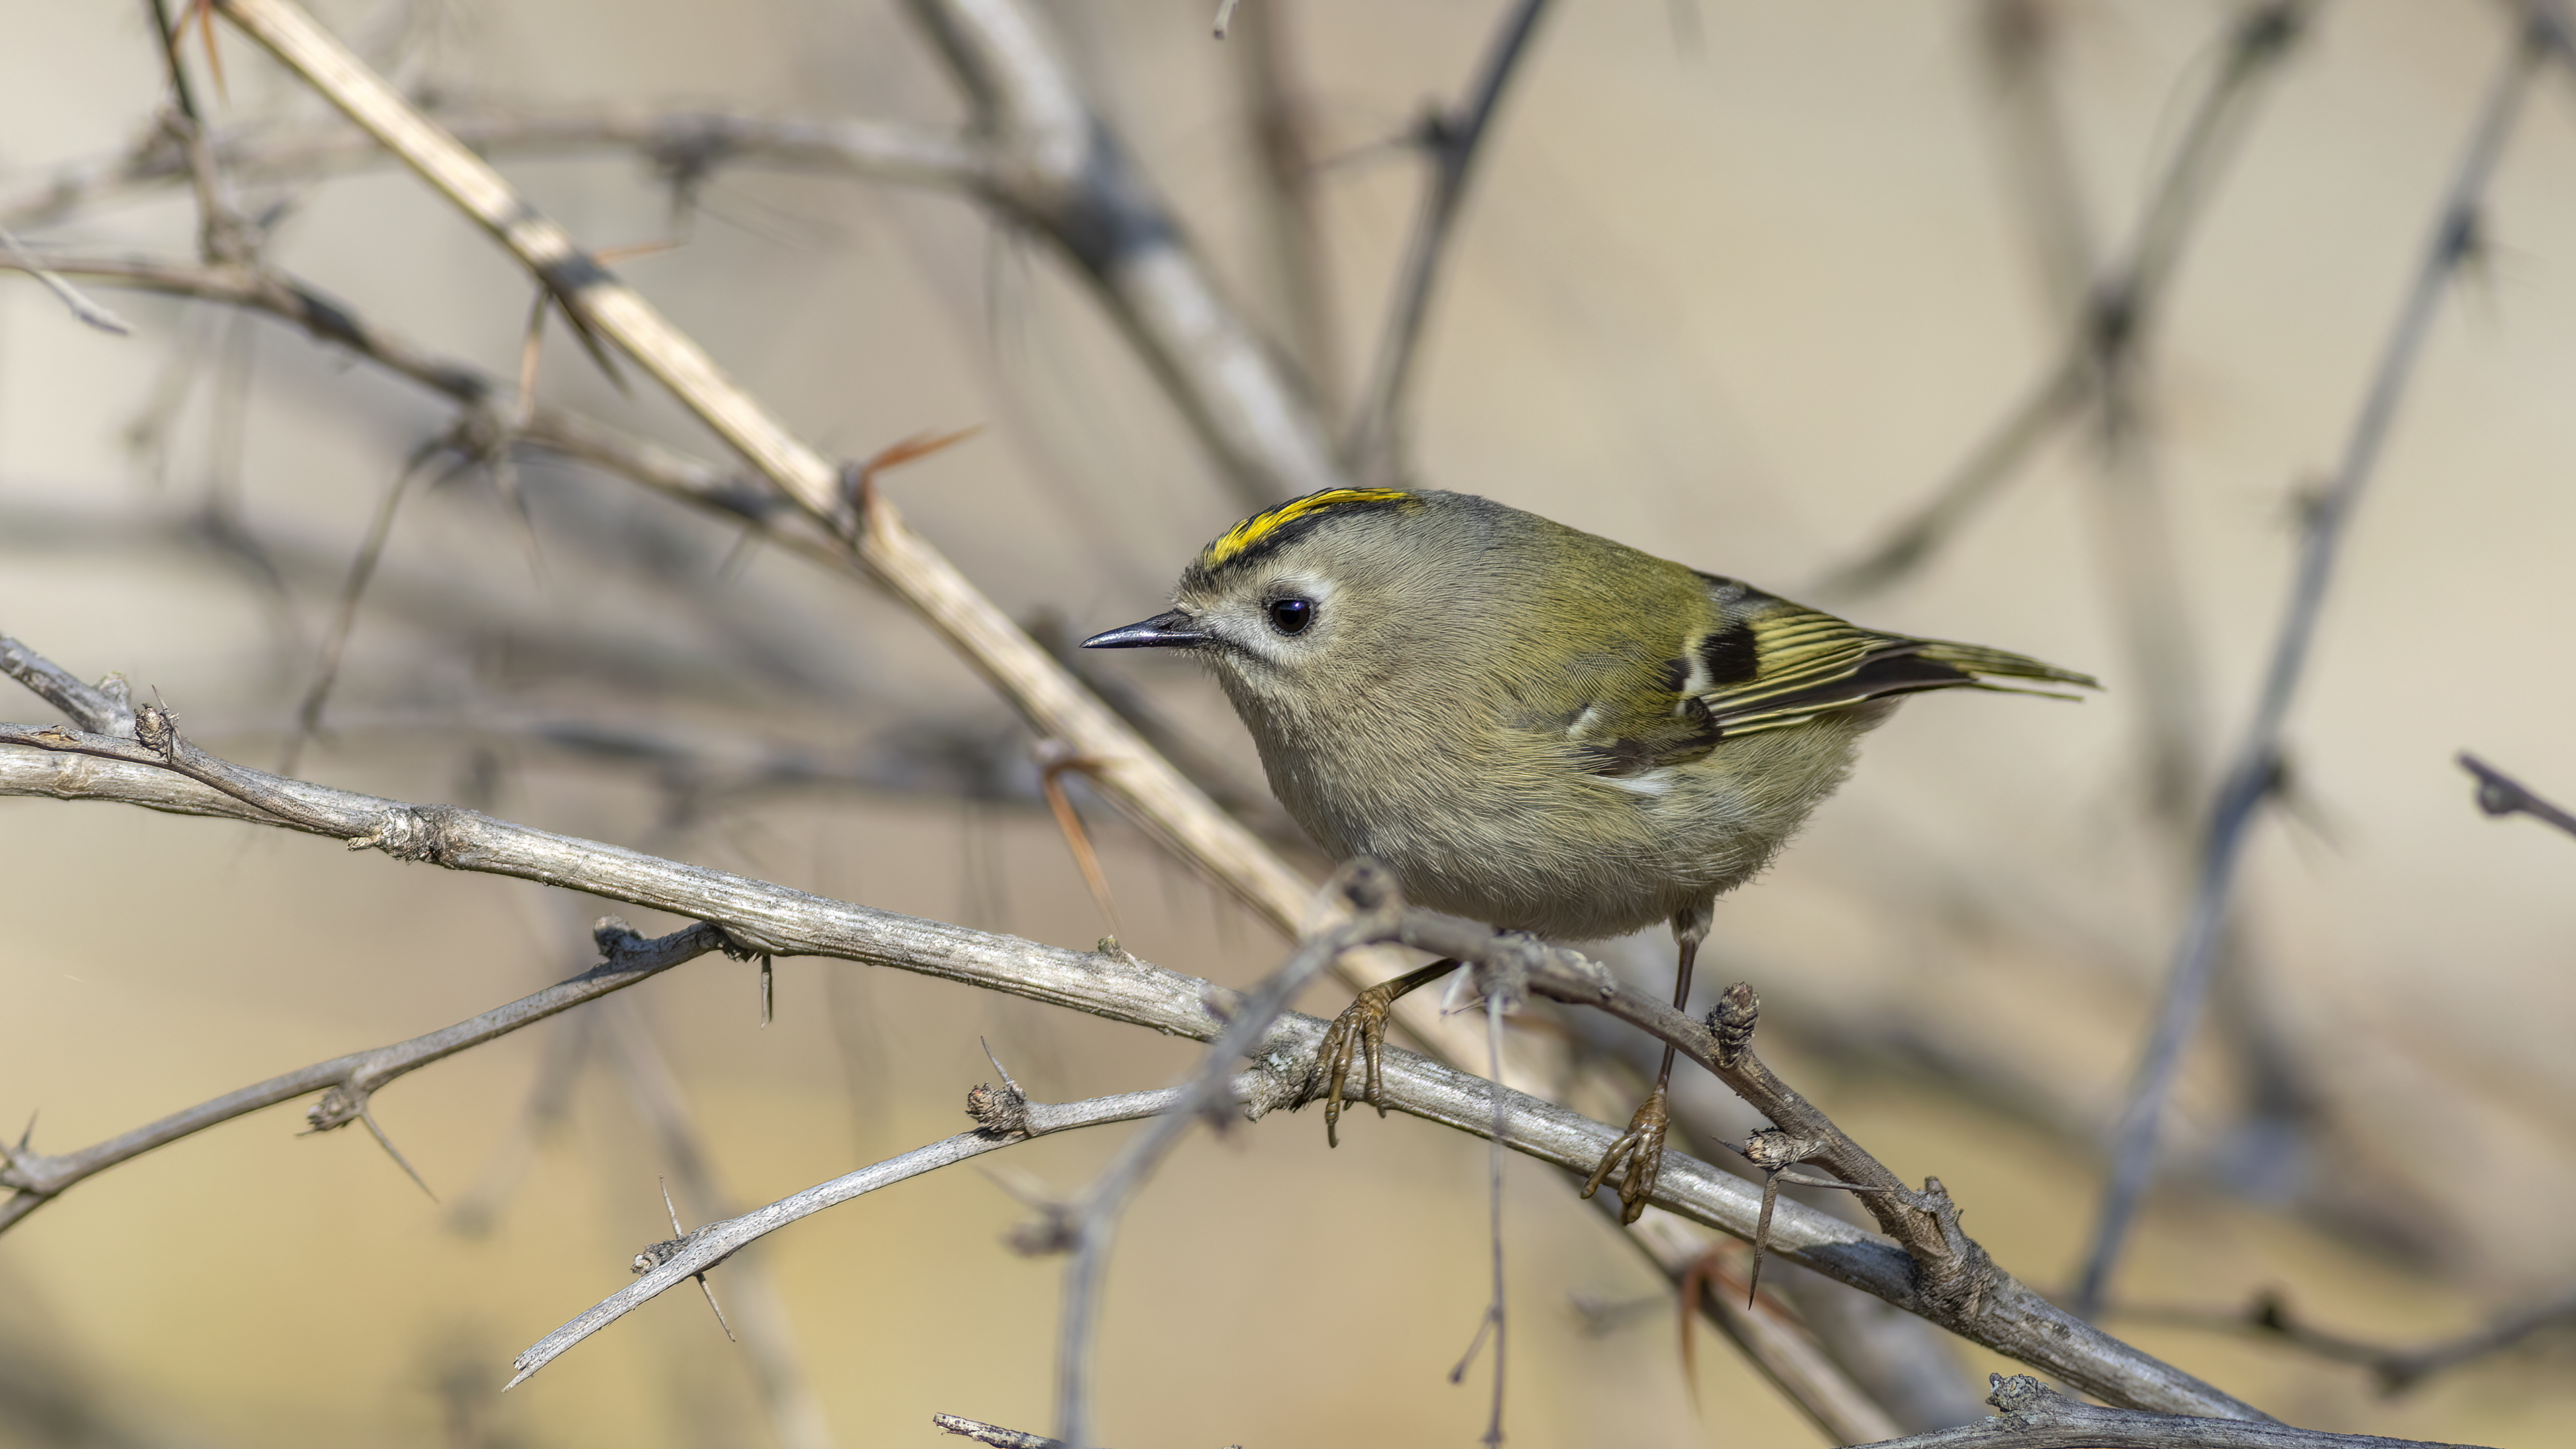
[1855,1375,2485,1449]
[0,687,2261,1418]
[0,916,726,1232]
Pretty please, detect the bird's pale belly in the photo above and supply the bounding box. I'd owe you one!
[1264,712,1878,943]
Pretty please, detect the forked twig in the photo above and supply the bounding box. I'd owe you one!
[1344,0,1554,486]
[1,639,2253,1415]
[1812,1,2310,602]
[0,221,132,333]
[2457,752,2576,840]
[2073,17,2543,1316]
[1,919,725,1232]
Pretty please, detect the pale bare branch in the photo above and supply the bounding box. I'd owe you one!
[2458,752,2576,841]
[902,0,1346,508]
[0,920,727,1232]
[1854,1374,2487,1449]
[0,689,2259,1417]
[2075,18,2543,1316]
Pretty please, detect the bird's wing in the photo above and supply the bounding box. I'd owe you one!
[1693,580,2098,737]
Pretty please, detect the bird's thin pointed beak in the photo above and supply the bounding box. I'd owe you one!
[1081,610,1210,649]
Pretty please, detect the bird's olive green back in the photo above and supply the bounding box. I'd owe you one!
[1181,488,2092,775]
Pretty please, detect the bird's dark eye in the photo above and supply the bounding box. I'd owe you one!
[1267,597,1314,635]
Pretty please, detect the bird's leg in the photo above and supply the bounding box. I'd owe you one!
[1316,957,1462,1146]
[1584,910,1708,1224]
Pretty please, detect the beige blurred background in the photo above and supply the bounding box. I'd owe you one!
[3,1,2573,1445]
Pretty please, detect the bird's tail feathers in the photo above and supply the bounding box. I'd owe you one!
[1911,640,2099,698]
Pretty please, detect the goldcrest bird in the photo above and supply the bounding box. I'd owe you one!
[1084,487,2094,1220]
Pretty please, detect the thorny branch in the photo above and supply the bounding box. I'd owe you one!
[0,919,728,1232]
[1032,863,1403,1448]
[1853,1374,2486,1449]
[1632,1210,1907,1444]
[511,1081,1215,1387]
[6,182,1894,1440]
[599,999,837,1449]
[0,663,2259,1419]
[15,13,1832,1293]
[0,87,1333,509]
[0,0,2158,1416]
[191,0,1401,1031]
[0,24,1727,1310]
[926,1411,1245,1449]
[930,1415,1069,1449]
[2073,15,2544,1318]
[11,3,2511,1430]
[0,228,1941,1437]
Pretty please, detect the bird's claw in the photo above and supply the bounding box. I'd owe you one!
[1316,979,1404,1147]
[1582,1086,1671,1225]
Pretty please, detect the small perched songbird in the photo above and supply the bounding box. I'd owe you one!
[1084,488,2094,1220]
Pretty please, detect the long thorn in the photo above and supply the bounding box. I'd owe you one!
[281,455,424,774]
[1038,749,1122,936]
[1749,1171,1781,1309]
[359,1106,438,1201]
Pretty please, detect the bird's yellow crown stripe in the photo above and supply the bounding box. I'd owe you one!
[1199,488,1415,572]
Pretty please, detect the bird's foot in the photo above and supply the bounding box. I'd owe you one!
[1311,957,1462,1147]
[1316,979,1405,1148]
[1582,1085,1671,1225]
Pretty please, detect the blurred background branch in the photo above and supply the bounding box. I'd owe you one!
[3,2,2572,1444]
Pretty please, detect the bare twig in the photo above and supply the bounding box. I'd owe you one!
[0,675,2257,1415]
[2457,752,2576,840]
[1656,1224,1905,1442]
[1,83,1336,508]
[0,920,725,1232]
[1977,0,2097,322]
[0,251,834,554]
[85,3,1581,1199]
[5,642,2256,1413]
[1852,1374,2487,1449]
[197,0,1368,1009]
[0,635,136,737]
[1232,0,1343,409]
[2072,19,2542,1318]
[511,1082,1203,1387]
[1812,1,2309,602]
[0,220,131,333]
[932,1415,1065,1449]
[1038,863,1401,1448]
[280,449,425,774]
[1460,966,1514,1446]
[1344,0,1554,486]
[2123,1283,2576,1396]
[604,1004,837,1449]
[902,0,1346,507]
